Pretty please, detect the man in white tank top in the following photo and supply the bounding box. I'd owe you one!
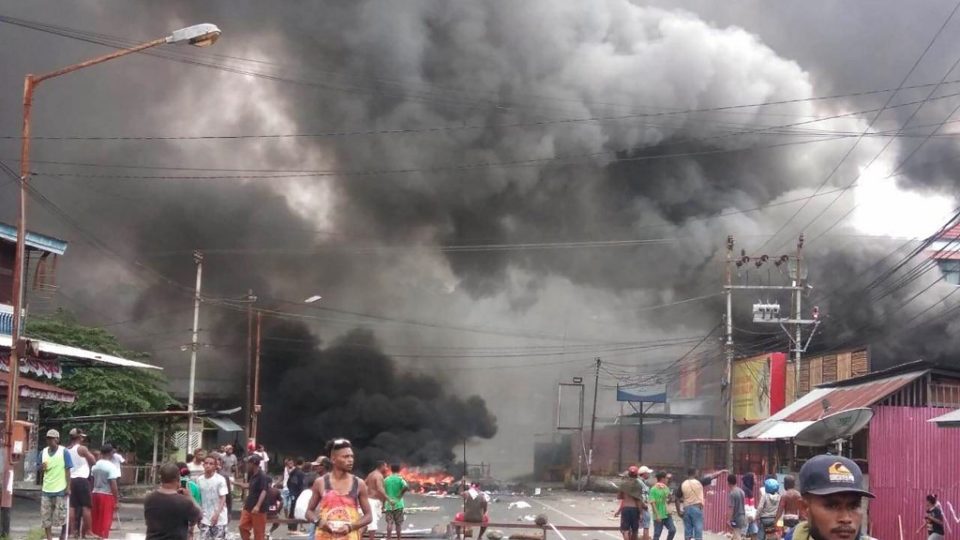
[66,428,95,539]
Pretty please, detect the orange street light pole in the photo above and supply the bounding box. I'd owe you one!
[2,23,220,536]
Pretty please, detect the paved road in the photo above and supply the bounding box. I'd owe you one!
[5,491,728,540]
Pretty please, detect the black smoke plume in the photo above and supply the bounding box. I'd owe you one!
[256,323,497,468]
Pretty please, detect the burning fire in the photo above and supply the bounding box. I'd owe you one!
[399,466,456,493]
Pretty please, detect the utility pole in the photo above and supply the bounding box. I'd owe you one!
[185,250,203,454]
[793,234,804,401]
[725,236,735,472]
[585,357,600,488]
[251,312,263,442]
[245,289,256,444]
[722,234,821,472]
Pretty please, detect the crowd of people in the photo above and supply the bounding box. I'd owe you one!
[40,429,905,540]
[105,438,408,540]
[616,455,884,540]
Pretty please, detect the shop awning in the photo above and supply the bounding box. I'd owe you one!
[0,372,75,403]
[739,371,925,440]
[206,416,243,432]
[0,335,161,370]
[929,408,960,427]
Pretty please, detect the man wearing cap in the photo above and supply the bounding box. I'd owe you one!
[637,466,653,540]
[785,455,874,540]
[90,444,121,539]
[236,454,271,540]
[617,466,644,540]
[39,429,73,540]
[66,428,95,539]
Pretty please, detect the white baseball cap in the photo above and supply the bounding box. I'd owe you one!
[637,466,653,475]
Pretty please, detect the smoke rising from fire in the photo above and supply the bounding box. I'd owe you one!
[1,1,959,475]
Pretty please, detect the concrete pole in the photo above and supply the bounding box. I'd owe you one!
[794,235,804,401]
[186,251,203,453]
[725,235,735,472]
[585,357,600,488]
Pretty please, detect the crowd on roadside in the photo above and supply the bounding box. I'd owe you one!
[37,431,425,540]
[614,455,901,540]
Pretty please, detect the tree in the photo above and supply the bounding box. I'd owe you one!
[27,310,175,457]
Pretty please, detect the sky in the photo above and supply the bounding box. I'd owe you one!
[1,1,960,478]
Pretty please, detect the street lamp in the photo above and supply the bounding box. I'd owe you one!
[3,23,221,534]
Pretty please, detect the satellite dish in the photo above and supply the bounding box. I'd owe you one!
[794,407,873,447]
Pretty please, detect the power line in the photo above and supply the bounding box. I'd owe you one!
[756,0,960,252]
[11,12,960,133]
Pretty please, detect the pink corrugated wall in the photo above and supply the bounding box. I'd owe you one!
[703,475,749,533]
[869,406,960,539]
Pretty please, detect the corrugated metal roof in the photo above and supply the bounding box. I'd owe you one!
[205,416,243,432]
[0,222,67,255]
[738,372,925,439]
[928,408,960,426]
[0,335,161,370]
[738,388,830,439]
[0,371,75,403]
[784,371,924,421]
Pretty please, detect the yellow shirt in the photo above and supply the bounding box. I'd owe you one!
[680,478,705,506]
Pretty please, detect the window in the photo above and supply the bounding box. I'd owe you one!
[938,260,960,285]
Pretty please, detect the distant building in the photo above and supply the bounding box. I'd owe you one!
[0,221,160,482]
[736,360,960,540]
[929,223,960,284]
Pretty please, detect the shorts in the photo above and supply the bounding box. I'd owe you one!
[41,494,67,529]
[455,512,489,526]
[367,498,383,531]
[385,508,405,527]
[641,509,652,530]
[199,523,228,540]
[70,477,92,508]
[620,506,640,533]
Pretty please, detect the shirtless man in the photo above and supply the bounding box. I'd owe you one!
[305,439,373,540]
[365,461,389,540]
[776,475,804,532]
[617,466,645,540]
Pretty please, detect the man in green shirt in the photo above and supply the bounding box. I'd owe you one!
[383,464,409,540]
[650,471,676,540]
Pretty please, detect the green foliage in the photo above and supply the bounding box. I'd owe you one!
[27,310,175,457]
[23,529,45,540]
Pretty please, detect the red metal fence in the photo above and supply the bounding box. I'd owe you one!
[703,474,740,533]
[869,406,960,540]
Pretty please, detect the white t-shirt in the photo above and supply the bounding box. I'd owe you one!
[294,489,313,520]
[91,459,121,495]
[67,444,90,479]
[187,461,205,480]
[196,473,229,526]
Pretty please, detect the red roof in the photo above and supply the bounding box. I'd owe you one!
[0,372,75,403]
[783,372,924,422]
[939,224,960,240]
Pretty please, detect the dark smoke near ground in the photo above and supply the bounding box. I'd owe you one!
[256,324,497,469]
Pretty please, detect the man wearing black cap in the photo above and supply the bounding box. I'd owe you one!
[236,454,271,540]
[785,455,874,540]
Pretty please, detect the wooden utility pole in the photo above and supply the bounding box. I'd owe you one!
[245,290,255,443]
[251,312,263,442]
[585,357,601,487]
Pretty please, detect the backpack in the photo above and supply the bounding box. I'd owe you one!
[265,487,283,515]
